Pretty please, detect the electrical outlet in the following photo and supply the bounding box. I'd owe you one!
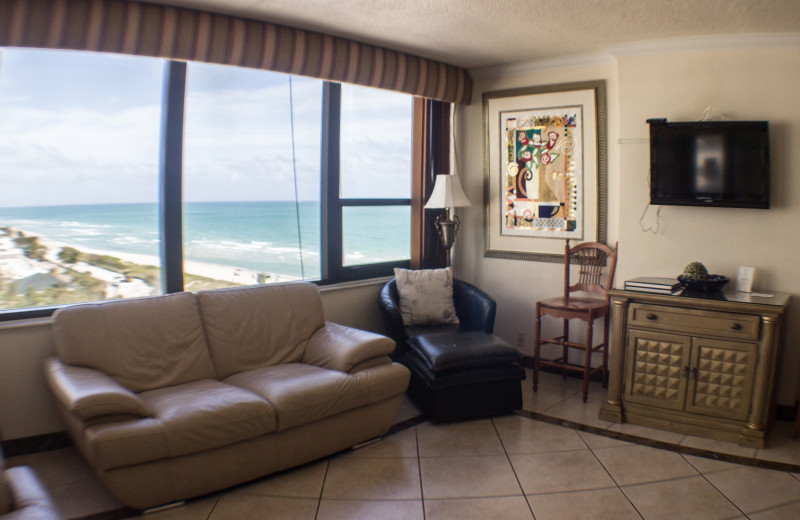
[515,332,525,348]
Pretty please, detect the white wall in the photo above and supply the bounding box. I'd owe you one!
[456,42,800,405]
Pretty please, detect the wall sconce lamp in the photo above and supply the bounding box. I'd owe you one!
[424,174,471,263]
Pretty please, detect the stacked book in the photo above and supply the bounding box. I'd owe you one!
[624,277,682,294]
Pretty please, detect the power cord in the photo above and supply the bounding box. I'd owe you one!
[639,203,662,234]
[700,106,725,121]
[640,169,662,234]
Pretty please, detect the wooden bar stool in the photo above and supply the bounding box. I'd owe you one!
[533,240,618,402]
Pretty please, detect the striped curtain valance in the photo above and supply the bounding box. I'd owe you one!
[0,0,472,105]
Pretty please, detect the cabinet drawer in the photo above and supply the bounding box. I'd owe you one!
[629,303,760,340]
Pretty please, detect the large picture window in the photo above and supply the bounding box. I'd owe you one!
[0,48,416,317]
[0,49,164,313]
[183,62,323,286]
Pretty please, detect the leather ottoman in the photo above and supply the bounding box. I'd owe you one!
[403,331,525,422]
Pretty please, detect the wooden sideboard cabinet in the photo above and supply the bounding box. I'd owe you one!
[599,288,790,448]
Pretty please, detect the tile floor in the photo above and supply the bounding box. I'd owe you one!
[5,370,800,520]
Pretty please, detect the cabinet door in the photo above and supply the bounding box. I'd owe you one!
[685,338,757,421]
[624,329,691,411]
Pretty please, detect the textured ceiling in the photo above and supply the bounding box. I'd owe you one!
[151,0,800,69]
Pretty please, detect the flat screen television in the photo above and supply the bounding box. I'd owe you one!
[649,119,770,209]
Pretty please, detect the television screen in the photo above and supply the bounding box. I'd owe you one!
[649,120,770,209]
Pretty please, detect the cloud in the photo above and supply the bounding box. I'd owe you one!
[0,49,414,207]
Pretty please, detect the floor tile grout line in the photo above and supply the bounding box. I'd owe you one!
[693,468,751,519]
[204,495,222,520]
[312,457,330,520]
[415,425,426,520]
[515,410,800,473]
[581,432,646,520]
[619,472,728,489]
[490,417,537,519]
[742,497,800,518]
[534,390,579,415]
[678,452,739,476]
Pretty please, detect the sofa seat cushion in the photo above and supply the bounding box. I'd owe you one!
[407,331,522,373]
[85,379,276,470]
[224,363,369,431]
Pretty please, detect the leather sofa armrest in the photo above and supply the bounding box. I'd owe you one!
[43,358,152,422]
[302,322,396,373]
[3,466,62,520]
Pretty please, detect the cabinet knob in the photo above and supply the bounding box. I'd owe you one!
[730,323,742,331]
[646,313,658,321]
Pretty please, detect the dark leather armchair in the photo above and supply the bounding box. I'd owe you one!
[379,278,524,422]
[379,278,497,361]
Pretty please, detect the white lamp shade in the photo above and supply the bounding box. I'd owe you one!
[424,174,472,209]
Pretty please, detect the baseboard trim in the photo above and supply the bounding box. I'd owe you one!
[0,431,71,457]
[520,355,605,382]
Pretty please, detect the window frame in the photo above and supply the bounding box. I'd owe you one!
[0,57,419,321]
[320,82,411,284]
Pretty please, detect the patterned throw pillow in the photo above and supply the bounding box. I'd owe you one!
[394,267,460,327]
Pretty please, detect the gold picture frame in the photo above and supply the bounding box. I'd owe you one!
[482,80,608,263]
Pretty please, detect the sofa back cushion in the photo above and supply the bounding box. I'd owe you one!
[53,292,216,393]
[196,283,326,378]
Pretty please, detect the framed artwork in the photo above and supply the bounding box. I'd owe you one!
[482,80,607,263]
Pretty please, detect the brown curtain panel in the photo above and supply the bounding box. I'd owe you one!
[0,0,472,105]
[411,98,449,269]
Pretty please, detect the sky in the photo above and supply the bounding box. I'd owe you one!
[0,48,412,208]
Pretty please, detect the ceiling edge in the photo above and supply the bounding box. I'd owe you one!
[607,32,800,57]
[470,52,615,80]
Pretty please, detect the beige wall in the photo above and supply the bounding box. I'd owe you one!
[455,58,621,362]
[615,47,800,405]
[456,44,800,405]
[0,320,62,440]
[0,281,387,441]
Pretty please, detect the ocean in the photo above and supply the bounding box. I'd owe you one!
[0,202,411,279]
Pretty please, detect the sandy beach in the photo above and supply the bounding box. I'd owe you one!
[5,229,300,289]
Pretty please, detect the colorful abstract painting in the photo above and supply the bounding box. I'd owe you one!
[500,106,583,239]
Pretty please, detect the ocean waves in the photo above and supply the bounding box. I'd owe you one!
[0,201,409,280]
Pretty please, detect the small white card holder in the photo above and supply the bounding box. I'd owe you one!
[736,266,755,293]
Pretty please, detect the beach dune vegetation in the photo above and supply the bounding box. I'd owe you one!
[1,230,244,311]
[14,232,47,261]
[58,246,81,264]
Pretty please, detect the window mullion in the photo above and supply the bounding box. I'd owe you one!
[321,82,342,281]
[159,60,186,293]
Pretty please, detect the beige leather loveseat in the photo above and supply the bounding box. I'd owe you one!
[44,282,410,510]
